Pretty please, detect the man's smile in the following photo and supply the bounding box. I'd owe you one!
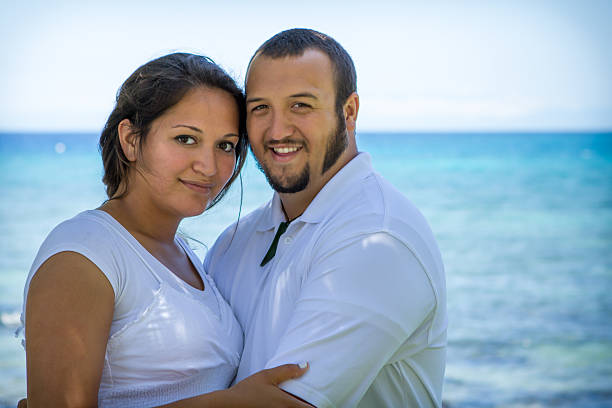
[272,146,300,154]
[266,143,305,162]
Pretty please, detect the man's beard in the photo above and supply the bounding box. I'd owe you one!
[254,109,347,194]
[257,160,310,194]
[321,108,347,175]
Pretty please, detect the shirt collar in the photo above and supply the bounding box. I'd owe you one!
[257,193,287,232]
[256,152,374,231]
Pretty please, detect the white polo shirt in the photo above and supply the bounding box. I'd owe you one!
[205,152,447,407]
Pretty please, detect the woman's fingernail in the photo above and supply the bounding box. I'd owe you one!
[298,361,308,369]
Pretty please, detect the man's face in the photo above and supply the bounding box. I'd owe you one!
[246,49,347,195]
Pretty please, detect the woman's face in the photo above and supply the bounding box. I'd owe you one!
[127,86,240,219]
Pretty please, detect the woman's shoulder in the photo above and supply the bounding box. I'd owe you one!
[26,210,132,305]
[44,209,122,248]
[33,210,128,282]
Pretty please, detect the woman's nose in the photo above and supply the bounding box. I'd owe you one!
[192,148,217,177]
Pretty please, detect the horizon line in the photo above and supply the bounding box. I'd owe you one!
[1,128,611,135]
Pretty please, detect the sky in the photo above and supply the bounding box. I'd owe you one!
[1,0,611,132]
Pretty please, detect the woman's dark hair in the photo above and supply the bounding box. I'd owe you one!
[99,52,248,209]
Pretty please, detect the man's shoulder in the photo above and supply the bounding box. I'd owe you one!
[317,170,444,277]
[318,170,447,344]
[370,172,434,236]
[325,171,431,239]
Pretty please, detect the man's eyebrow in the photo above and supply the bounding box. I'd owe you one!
[289,92,318,99]
[172,124,202,133]
[245,97,263,104]
[246,92,319,104]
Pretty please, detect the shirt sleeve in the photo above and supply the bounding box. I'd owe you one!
[19,215,125,346]
[25,216,123,301]
[264,231,436,407]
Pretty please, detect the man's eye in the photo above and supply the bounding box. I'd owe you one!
[292,102,311,110]
[176,135,196,145]
[219,141,235,153]
[251,104,268,112]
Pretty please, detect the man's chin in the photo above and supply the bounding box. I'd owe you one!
[267,173,310,194]
[269,178,309,194]
[261,163,311,194]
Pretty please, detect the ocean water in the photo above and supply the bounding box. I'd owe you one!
[1,131,611,407]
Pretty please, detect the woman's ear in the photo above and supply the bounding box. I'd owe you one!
[118,119,139,162]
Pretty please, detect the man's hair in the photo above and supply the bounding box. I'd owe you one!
[248,28,357,110]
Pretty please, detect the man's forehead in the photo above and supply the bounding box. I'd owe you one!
[248,48,332,71]
[246,49,334,96]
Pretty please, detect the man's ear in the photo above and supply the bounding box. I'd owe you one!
[343,92,359,134]
[118,119,139,162]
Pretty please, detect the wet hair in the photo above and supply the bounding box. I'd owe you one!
[99,52,248,209]
[247,28,357,111]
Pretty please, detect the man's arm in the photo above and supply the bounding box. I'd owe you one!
[265,232,438,407]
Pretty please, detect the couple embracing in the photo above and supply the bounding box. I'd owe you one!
[20,28,447,407]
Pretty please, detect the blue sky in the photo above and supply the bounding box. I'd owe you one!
[1,0,611,132]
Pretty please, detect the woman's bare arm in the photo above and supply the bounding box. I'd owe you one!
[25,251,114,407]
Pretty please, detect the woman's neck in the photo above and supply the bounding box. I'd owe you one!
[99,192,180,245]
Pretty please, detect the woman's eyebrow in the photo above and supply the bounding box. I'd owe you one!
[172,124,202,133]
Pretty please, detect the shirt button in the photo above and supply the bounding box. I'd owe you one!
[284,236,293,244]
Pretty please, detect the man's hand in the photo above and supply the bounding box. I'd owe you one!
[223,363,313,407]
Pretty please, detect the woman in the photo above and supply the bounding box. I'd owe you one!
[20,53,309,407]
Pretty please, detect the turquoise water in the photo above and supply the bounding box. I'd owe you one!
[1,131,611,407]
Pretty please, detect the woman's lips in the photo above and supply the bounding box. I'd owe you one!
[180,179,214,194]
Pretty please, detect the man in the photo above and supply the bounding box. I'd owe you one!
[205,28,447,407]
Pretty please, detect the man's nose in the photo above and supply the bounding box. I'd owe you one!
[267,111,294,141]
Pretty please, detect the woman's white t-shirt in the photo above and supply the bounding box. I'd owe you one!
[20,210,243,407]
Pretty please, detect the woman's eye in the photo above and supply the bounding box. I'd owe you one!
[176,135,196,145]
[219,141,235,153]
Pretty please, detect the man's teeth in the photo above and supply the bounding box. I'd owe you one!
[273,146,299,154]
